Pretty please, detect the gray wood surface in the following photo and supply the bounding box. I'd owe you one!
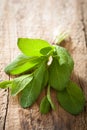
[0,0,87,130]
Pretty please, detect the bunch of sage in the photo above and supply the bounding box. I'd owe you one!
[0,35,85,115]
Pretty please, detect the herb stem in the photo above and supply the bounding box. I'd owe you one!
[47,85,56,110]
[54,32,69,45]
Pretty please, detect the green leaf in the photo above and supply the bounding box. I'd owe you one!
[17,38,52,56]
[11,74,33,96]
[0,80,12,89]
[47,85,56,110]
[40,46,53,56]
[55,45,74,67]
[49,57,72,91]
[49,45,74,91]
[41,69,48,90]
[4,54,42,75]
[40,96,51,114]
[20,61,47,108]
[57,81,85,115]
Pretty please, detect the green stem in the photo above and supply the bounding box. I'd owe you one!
[54,32,69,45]
[47,85,56,110]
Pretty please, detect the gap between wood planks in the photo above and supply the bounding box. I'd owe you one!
[3,78,10,130]
[81,0,87,47]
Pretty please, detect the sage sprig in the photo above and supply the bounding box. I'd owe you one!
[0,35,85,115]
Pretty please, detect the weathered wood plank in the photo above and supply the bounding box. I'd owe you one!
[0,0,12,130]
[0,0,87,130]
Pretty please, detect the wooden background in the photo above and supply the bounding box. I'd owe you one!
[0,0,87,130]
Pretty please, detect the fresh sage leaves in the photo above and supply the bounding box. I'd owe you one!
[5,54,43,75]
[17,38,52,56]
[40,96,51,114]
[0,35,85,115]
[20,61,47,108]
[0,80,12,89]
[11,74,33,96]
[49,58,71,91]
[57,81,85,115]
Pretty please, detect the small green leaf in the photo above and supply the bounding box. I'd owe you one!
[47,85,56,110]
[40,47,53,55]
[20,61,47,108]
[0,80,12,89]
[49,58,72,91]
[4,54,43,75]
[11,74,33,96]
[40,96,51,114]
[17,38,52,56]
[57,81,85,115]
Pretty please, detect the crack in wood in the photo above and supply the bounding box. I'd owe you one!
[3,89,9,130]
[3,76,10,130]
[81,1,87,47]
[51,112,58,130]
[77,75,87,129]
[30,109,35,130]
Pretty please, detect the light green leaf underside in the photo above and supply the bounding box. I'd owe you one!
[4,54,43,75]
[11,74,33,96]
[0,80,12,89]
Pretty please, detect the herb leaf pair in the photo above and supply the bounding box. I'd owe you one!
[5,38,53,75]
[0,36,85,115]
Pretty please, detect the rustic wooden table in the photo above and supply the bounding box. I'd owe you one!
[0,0,87,130]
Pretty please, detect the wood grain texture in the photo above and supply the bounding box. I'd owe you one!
[0,0,87,130]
